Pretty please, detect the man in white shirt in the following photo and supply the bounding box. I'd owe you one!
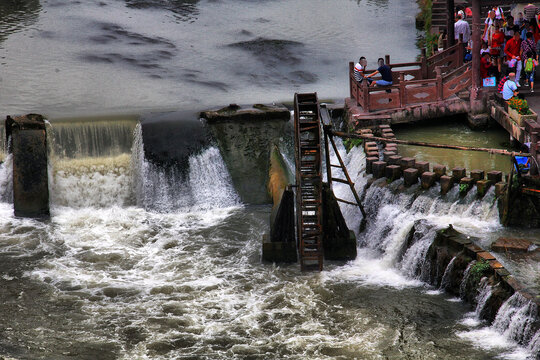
[502,72,519,101]
[455,14,471,43]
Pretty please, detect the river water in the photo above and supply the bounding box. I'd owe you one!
[0,0,539,359]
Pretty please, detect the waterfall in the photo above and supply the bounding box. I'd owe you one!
[492,293,539,346]
[459,261,475,298]
[131,124,240,212]
[439,256,457,290]
[0,153,13,203]
[475,278,493,318]
[530,330,540,357]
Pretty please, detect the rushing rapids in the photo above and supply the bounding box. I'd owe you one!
[0,118,537,358]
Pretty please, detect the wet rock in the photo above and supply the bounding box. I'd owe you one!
[492,238,534,253]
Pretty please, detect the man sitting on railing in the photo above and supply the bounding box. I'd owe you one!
[366,58,393,87]
[353,57,373,86]
[502,72,519,101]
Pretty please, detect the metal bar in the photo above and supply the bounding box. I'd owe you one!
[331,177,350,184]
[328,135,367,218]
[336,198,359,206]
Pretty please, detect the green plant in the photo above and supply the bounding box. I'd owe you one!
[469,260,491,285]
[508,97,530,115]
[459,183,469,193]
[343,138,363,153]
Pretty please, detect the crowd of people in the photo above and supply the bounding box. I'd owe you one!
[453,4,540,99]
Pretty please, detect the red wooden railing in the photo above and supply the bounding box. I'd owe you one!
[349,42,468,112]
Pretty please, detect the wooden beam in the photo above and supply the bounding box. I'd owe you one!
[331,131,530,157]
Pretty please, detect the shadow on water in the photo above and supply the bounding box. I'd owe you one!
[123,0,200,21]
[0,0,41,44]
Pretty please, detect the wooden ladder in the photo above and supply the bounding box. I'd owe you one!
[294,93,323,271]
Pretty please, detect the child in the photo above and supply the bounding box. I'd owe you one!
[480,41,490,55]
[523,51,538,92]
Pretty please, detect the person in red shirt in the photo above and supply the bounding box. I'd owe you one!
[489,22,505,73]
[505,31,523,85]
[480,52,496,79]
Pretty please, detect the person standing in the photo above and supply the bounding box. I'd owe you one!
[490,23,505,74]
[483,11,496,42]
[524,3,539,22]
[505,31,523,86]
[455,13,471,45]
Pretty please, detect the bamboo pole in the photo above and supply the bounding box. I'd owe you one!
[331,131,531,157]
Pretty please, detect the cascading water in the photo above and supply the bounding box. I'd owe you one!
[474,278,493,318]
[0,153,13,203]
[439,256,457,290]
[492,293,539,346]
[131,124,239,212]
[460,261,475,298]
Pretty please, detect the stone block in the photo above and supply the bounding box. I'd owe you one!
[415,161,430,175]
[489,260,504,270]
[495,268,511,277]
[440,175,453,195]
[487,170,503,183]
[382,133,395,138]
[475,179,492,197]
[383,151,396,162]
[365,156,379,174]
[359,129,372,135]
[433,164,446,180]
[372,161,387,179]
[382,128,393,133]
[262,234,297,263]
[8,114,50,218]
[494,182,506,197]
[459,177,474,196]
[400,157,416,171]
[491,237,533,253]
[385,164,402,181]
[365,141,377,147]
[364,133,374,139]
[421,171,436,189]
[470,169,485,182]
[367,151,379,158]
[388,155,402,166]
[477,251,496,261]
[386,143,397,148]
[403,168,419,187]
[379,124,391,129]
[366,146,378,153]
[452,167,466,182]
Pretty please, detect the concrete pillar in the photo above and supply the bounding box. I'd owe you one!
[415,161,430,175]
[385,165,402,181]
[452,167,466,182]
[433,164,447,180]
[366,156,379,174]
[372,161,387,179]
[5,115,50,218]
[388,155,402,166]
[476,179,492,197]
[495,182,507,197]
[459,177,475,196]
[421,171,437,189]
[400,157,416,171]
[440,175,454,195]
[383,151,396,162]
[403,168,419,187]
[470,169,485,183]
[487,171,503,183]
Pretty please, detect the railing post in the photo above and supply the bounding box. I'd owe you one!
[447,0,455,47]
[349,62,354,99]
[457,38,464,67]
[399,73,406,107]
[385,54,390,65]
[531,131,539,175]
[421,48,428,79]
[435,67,443,100]
[363,85,370,112]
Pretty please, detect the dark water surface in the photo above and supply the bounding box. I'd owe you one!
[0,0,419,116]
